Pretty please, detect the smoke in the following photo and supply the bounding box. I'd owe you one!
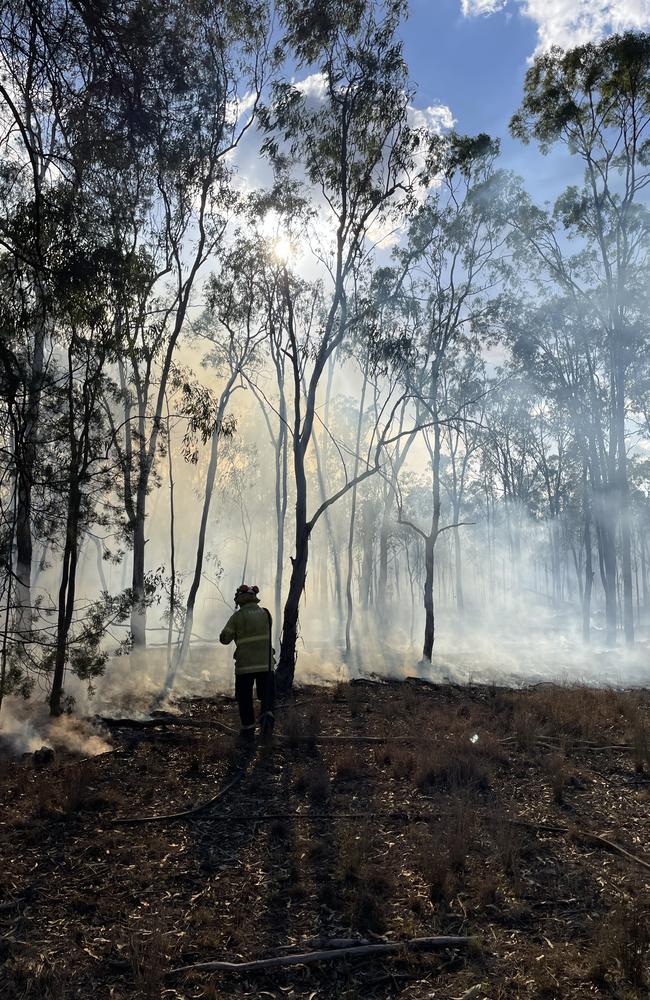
[0,696,111,757]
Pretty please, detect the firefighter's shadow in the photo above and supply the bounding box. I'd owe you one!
[186,737,299,961]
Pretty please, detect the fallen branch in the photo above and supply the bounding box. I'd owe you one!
[214,718,439,745]
[578,831,650,875]
[167,935,472,977]
[206,810,412,823]
[500,736,635,753]
[508,819,570,835]
[112,770,244,825]
[511,818,650,873]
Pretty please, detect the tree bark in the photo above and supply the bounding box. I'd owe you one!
[422,534,435,662]
[277,529,309,691]
[130,489,148,647]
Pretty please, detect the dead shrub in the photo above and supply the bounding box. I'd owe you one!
[413,827,453,907]
[446,793,476,872]
[334,749,367,782]
[629,714,650,774]
[346,854,393,934]
[3,955,66,999]
[283,706,321,748]
[127,925,166,998]
[489,810,523,881]
[544,752,570,805]
[390,747,415,780]
[512,704,542,751]
[415,739,490,793]
[306,762,330,802]
[590,898,650,989]
[348,881,387,934]
[524,685,630,743]
[338,824,370,881]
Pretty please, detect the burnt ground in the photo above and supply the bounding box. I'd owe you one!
[2,679,650,999]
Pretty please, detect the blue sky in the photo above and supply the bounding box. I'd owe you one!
[399,0,650,203]
[403,0,536,141]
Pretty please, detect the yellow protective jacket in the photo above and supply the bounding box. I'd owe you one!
[219,597,273,675]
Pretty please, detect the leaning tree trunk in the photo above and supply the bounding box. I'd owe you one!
[276,531,309,692]
[277,426,309,692]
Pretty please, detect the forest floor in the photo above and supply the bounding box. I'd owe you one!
[2,677,650,999]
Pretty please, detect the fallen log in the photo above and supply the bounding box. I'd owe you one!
[98,716,168,728]
[167,935,472,977]
[112,770,244,825]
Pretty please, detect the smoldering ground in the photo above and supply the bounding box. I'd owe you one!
[0,696,111,757]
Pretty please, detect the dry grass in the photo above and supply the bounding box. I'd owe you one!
[3,680,650,999]
[415,737,491,792]
[590,898,650,989]
[544,751,570,805]
[127,924,166,998]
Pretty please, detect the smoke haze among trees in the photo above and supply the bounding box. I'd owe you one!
[1,1,650,727]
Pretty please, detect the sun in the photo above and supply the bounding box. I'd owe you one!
[261,209,295,264]
[272,234,293,264]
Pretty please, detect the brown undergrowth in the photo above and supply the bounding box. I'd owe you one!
[1,680,650,998]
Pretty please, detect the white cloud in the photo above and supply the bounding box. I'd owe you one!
[409,103,456,133]
[523,0,650,50]
[462,0,507,14]
[461,0,650,51]
[294,72,329,102]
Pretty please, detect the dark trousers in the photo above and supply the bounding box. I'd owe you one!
[235,671,275,729]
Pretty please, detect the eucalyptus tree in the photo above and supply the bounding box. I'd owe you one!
[260,0,433,690]
[394,134,505,662]
[0,0,92,635]
[510,31,650,644]
[169,239,270,679]
[439,351,487,613]
[89,0,272,649]
[47,223,137,716]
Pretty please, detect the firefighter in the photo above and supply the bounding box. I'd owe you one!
[219,584,275,742]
